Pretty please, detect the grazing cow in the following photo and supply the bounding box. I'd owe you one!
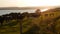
[17,12,27,20]
[0,16,4,26]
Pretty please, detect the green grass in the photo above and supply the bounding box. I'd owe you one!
[0,20,20,34]
[0,15,60,34]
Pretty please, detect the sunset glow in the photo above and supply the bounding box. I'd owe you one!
[0,0,60,7]
[41,8,49,12]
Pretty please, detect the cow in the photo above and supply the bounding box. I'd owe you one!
[0,16,4,26]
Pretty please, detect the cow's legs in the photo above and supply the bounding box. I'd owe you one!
[0,22,3,26]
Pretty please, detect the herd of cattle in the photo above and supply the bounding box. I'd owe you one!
[0,12,40,26]
[0,13,22,26]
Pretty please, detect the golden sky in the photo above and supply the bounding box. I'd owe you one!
[0,0,60,7]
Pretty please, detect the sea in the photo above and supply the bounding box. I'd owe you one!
[0,9,36,15]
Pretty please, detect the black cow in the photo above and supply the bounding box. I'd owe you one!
[0,16,4,26]
[17,13,26,20]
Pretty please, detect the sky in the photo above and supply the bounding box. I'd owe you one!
[0,0,60,7]
[0,0,60,15]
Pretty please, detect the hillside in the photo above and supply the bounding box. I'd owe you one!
[0,7,60,34]
[0,7,42,10]
[0,6,58,10]
[41,7,60,20]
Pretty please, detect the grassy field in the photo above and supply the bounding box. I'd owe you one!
[0,16,60,34]
[0,20,20,34]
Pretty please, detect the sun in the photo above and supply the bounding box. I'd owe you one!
[41,8,49,12]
